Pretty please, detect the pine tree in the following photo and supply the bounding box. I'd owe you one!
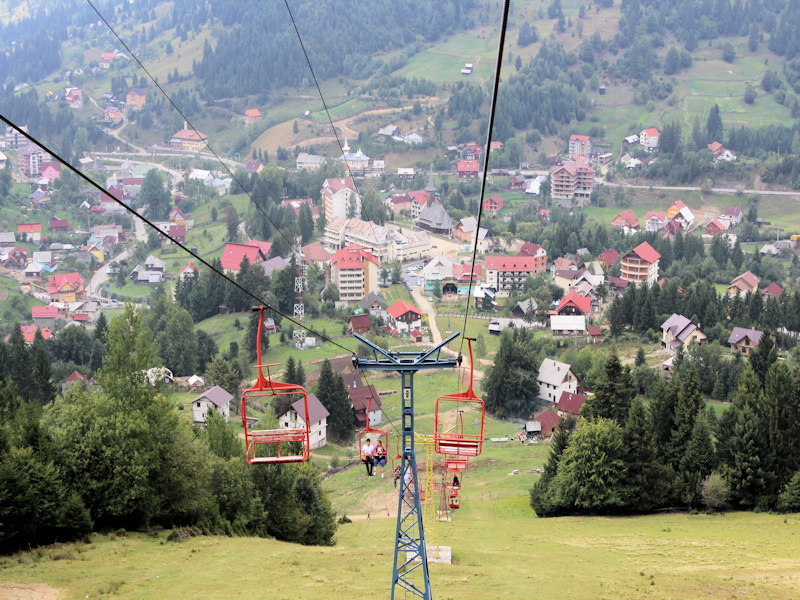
[635,347,646,367]
[316,359,353,441]
[765,362,800,492]
[295,361,306,388]
[649,377,677,460]
[749,331,777,388]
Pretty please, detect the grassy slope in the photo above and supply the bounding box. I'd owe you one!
[2,507,799,599]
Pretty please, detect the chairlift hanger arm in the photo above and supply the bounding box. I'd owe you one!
[352,332,461,372]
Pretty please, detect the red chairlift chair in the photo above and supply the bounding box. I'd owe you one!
[434,338,486,457]
[448,490,461,509]
[241,307,311,465]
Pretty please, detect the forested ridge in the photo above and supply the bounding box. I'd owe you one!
[193,0,476,99]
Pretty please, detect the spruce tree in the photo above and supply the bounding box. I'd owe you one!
[749,332,777,388]
[0,339,8,380]
[581,353,635,424]
[726,402,770,508]
[624,399,669,511]
[284,356,297,384]
[765,362,800,493]
[649,377,677,460]
[316,359,353,441]
[9,323,33,402]
[30,329,55,405]
[94,312,108,343]
[678,412,717,507]
[668,365,704,468]
[295,361,306,388]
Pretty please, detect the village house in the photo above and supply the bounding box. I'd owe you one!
[708,141,737,161]
[537,359,578,403]
[126,88,146,109]
[104,106,122,125]
[31,306,60,329]
[612,210,641,235]
[516,242,548,273]
[0,232,16,247]
[728,327,764,355]
[243,108,262,125]
[512,297,538,319]
[61,370,90,394]
[301,241,332,270]
[331,245,379,302]
[295,152,326,171]
[41,162,61,182]
[639,128,660,151]
[168,206,187,224]
[192,386,233,425]
[350,385,383,429]
[220,242,268,273]
[348,314,371,335]
[557,391,587,419]
[620,242,661,286]
[397,168,415,181]
[645,211,668,233]
[762,282,783,300]
[550,161,595,207]
[721,206,744,228]
[422,255,453,292]
[279,393,330,450]
[550,315,586,338]
[673,205,696,229]
[728,271,760,297]
[596,249,619,270]
[483,195,504,213]
[661,314,708,352]
[179,261,199,282]
[360,292,389,319]
[457,160,479,180]
[556,290,592,316]
[46,272,85,303]
[529,409,559,439]
[552,269,585,294]
[386,300,422,336]
[169,128,209,151]
[568,134,591,156]
[667,199,688,220]
[485,256,541,298]
[378,124,400,139]
[706,218,728,236]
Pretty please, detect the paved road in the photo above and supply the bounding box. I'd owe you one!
[599,179,800,198]
[87,247,131,295]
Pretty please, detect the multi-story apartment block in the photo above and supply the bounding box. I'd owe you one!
[485,256,541,298]
[620,242,660,287]
[321,177,361,223]
[568,134,591,156]
[330,245,379,302]
[550,162,595,207]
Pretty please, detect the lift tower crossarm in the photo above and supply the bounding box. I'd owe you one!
[352,332,460,600]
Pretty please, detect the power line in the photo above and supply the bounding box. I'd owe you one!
[0,114,353,355]
[459,0,512,353]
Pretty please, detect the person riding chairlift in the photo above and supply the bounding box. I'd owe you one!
[373,439,387,477]
[361,438,374,476]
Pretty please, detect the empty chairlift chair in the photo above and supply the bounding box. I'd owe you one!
[241,307,311,464]
[434,338,485,457]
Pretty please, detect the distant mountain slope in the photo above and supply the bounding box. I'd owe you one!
[193,0,476,99]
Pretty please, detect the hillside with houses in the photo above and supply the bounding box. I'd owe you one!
[5,1,800,597]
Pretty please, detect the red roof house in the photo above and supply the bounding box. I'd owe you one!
[221,242,267,272]
[706,218,727,236]
[533,409,560,437]
[557,391,587,417]
[612,210,640,232]
[457,160,479,180]
[556,290,591,316]
[596,249,619,269]
[244,240,273,256]
[483,195,504,212]
[48,217,73,232]
[762,282,783,299]
[348,314,371,334]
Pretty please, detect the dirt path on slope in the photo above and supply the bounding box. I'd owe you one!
[0,583,60,600]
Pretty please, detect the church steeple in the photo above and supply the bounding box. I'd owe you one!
[342,138,350,155]
[425,167,436,207]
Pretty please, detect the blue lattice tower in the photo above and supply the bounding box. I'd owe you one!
[352,333,460,600]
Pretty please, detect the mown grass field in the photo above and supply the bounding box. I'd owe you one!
[2,502,799,599]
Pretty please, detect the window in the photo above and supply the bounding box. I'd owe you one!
[196,402,201,407]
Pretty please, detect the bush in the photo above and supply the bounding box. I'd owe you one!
[777,470,800,512]
[701,472,730,512]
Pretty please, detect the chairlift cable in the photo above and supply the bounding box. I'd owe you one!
[459,0,512,354]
